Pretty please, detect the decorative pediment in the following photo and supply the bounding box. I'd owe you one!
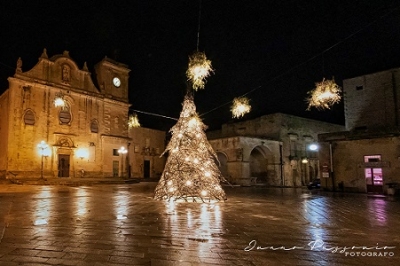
[14,49,99,94]
[54,137,75,148]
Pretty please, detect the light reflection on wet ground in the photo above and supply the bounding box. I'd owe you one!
[0,183,399,265]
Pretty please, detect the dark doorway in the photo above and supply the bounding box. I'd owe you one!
[113,161,119,177]
[58,154,70,177]
[144,160,150,178]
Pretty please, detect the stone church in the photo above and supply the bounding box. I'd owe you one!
[0,49,165,179]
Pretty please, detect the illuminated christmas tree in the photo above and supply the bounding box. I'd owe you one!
[154,94,227,202]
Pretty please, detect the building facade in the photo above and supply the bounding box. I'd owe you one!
[318,68,400,194]
[207,113,344,186]
[128,127,166,179]
[0,49,165,180]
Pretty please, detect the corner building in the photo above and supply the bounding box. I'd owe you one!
[0,49,131,179]
[318,68,400,194]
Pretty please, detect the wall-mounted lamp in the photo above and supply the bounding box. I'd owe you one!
[308,143,319,151]
[76,148,88,160]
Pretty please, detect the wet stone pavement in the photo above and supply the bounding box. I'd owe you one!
[0,182,399,266]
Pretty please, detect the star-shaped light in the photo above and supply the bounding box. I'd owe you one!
[231,97,251,118]
[307,78,341,110]
[186,51,214,90]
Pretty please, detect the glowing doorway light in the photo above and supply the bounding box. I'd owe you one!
[128,113,140,128]
[231,97,251,118]
[186,51,214,91]
[306,78,341,110]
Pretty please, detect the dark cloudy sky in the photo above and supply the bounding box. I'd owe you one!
[1,0,400,130]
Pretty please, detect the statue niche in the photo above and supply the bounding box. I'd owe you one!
[62,64,71,83]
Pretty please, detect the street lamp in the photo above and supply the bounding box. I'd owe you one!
[307,143,320,180]
[118,146,128,178]
[37,140,49,179]
[308,143,319,151]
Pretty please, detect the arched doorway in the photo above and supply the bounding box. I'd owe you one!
[58,155,70,177]
[249,146,277,185]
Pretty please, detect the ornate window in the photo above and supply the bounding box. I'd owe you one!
[23,109,35,125]
[90,119,99,133]
[59,103,72,125]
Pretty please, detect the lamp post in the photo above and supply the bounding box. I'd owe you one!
[307,143,320,181]
[118,146,128,178]
[37,140,49,179]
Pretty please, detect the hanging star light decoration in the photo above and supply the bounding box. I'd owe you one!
[307,78,342,110]
[154,95,227,202]
[186,51,214,91]
[231,97,251,118]
[128,113,140,128]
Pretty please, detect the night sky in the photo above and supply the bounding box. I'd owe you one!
[1,0,400,131]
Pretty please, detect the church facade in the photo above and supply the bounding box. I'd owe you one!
[0,49,137,179]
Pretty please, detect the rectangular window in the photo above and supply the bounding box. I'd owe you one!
[364,155,381,163]
[113,149,119,156]
[356,85,363,90]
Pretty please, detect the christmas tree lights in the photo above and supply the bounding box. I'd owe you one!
[154,95,227,202]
